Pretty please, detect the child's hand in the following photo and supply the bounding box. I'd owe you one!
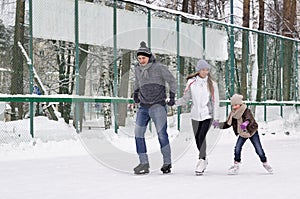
[240,121,249,131]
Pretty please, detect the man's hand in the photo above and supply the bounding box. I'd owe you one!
[134,89,140,103]
[167,92,175,106]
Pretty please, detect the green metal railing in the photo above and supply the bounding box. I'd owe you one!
[1,95,299,137]
[2,0,300,138]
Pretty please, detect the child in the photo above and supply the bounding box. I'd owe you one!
[213,94,273,174]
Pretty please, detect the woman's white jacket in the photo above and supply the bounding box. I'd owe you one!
[176,76,220,121]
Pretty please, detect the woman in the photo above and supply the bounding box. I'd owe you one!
[176,60,219,175]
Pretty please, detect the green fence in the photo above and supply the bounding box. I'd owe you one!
[0,0,299,138]
[0,95,299,138]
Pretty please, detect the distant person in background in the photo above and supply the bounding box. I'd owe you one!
[133,41,177,175]
[176,60,220,176]
[213,94,273,175]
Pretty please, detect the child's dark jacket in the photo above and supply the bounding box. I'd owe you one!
[220,108,258,138]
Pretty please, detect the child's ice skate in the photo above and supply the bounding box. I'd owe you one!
[228,162,240,175]
[263,162,273,174]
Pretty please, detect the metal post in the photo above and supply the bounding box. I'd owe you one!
[74,0,80,133]
[202,22,206,59]
[113,0,118,133]
[147,8,152,133]
[263,34,267,121]
[176,15,181,131]
[147,8,151,50]
[294,41,298,113]
[225,26,230,116]
[230,0,235,96]
[245,31,249,100]
[225,59,230,116]
[280,39,283,117]
[29,0,34,138]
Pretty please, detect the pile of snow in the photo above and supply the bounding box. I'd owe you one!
[0,106,298,166]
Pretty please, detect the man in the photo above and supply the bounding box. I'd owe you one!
[133,41,176,174]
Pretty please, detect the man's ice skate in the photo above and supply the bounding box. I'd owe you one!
[195,158,208,176]
[161,164,172,174]
[134,163,150,175]
[263,162,273,174]
[228,162,240,175]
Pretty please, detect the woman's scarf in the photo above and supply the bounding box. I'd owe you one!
[227,104,247,135]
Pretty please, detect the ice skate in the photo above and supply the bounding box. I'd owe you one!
[195,158,208,176]
[263,162,273,174]
[161,164,172,174]
[228,162,240,175]
[134,163,150,175]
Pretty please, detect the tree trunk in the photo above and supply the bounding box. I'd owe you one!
[205,0,210,18]
[118,50,130,126]
[191,0,195,15]
[282,0,296,101]
[273,0,281,100]
[57,41,66,116]
[256,0,265,102]
[116,3,134,127]
[241,0,250,98]
[101,50,112,129]
[74,43,88,131]
[10,0,25,120]
[56,41,73,124]
[71,0,93,130]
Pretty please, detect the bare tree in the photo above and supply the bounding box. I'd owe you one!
[117,3,134,127]
[71,0,94,131]
[282,0,296,100]
[10,0,25,120]
[256,0,265,101]
[118,50,131,126]
[240,0,250,97]
[55,41,75,123]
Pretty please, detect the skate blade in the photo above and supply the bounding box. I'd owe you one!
[134,170,150,175]
[195,171,204,176]
[161,170,171,174]
[227,171,238,175]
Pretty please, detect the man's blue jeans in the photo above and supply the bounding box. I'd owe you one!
[234,131,267,163]
[135,104,171,164]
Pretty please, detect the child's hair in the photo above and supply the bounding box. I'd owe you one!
[186,72,214,97]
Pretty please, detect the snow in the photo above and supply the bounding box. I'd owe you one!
[0,106,300,199]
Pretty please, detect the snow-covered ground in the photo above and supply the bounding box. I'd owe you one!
[0,106,300,199]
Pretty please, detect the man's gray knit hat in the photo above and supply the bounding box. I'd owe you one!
[195,60,211,71]
[137,41,152,58]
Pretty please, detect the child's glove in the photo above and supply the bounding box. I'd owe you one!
[240,121,249,131]
[212,120,219,128]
